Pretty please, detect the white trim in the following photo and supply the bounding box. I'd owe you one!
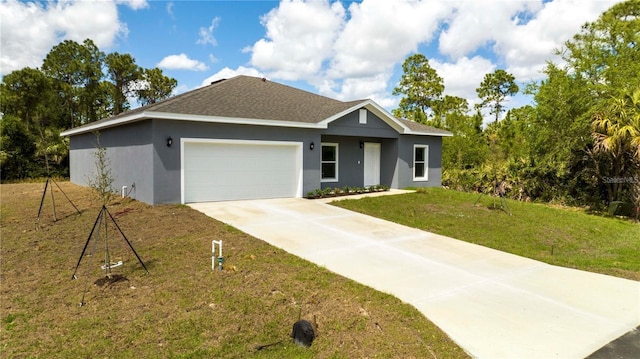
[413,144,429,182]
[60,112,150,136]
[363,142,381,186]
[180,138,303,203]
[60,101,453,138]
[404,129,454,137]
[61,111,323,137]
[149,112,320,129]
[320,142,339,183]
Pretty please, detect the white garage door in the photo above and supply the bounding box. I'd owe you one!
[182,139,302,203]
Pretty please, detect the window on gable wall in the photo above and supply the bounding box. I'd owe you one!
[359,109,367,124]
[413,145,429,181]
[321,143,338,182]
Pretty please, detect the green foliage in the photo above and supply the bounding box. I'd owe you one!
[41,39,105,127]
[105,52,142,115]
[591,87,640,202]
[432,1,640,208]
[137,67,178,106]
[561,0,640,93]
[476,69,519,123]
[442,111,487,170]
[0,38,178,181]
[86,133,115,206]
[0,115,39,180]
[306,185,390,199]
[392,54,444,124]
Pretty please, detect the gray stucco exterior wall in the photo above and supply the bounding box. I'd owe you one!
[396,135,443,188]
[67,108,445,205]
[320,135,399,189]
[323,108,399,138]
[69,121,155,204]
[151,119,320,204]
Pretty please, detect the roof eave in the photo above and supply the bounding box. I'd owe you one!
[404,130,454,137]
[60,111,324,137]
[151,112,323,129]
[60,112,150,137]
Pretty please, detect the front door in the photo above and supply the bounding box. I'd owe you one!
[363,142,381,186]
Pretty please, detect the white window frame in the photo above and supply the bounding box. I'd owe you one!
[321,142,339,182]
[413,145,429,181]
[359,109,367,124]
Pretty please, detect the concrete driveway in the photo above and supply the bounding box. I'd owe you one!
[189,197,640,359]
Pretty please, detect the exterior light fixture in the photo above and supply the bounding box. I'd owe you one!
[309,141,315,150]
[167,137,173,147]
[360,140,364,149]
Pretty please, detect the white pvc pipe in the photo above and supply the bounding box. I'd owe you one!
[212,240,223,270]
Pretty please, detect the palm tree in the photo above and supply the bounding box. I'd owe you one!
[591,87,640,205]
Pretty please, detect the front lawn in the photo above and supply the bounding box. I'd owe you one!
[0,182,469,358]
[332,188,640,281]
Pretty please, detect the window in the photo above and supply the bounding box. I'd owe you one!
[321,143,338,182]
[359,109,367,124]
[413,145,428,181]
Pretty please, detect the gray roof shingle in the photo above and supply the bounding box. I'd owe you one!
[62,75,451,137]
[124,75,364,123]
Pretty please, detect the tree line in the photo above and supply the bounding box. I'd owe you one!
[1,39,177,180]
[1,1,638,213]
[393,0,639,212]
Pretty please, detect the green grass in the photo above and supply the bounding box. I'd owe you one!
[1,182,469,358]
[333,188,640,281]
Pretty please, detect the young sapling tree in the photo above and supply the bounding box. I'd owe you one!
[87,132,115,206]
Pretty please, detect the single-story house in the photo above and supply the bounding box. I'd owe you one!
[61,75,451,205]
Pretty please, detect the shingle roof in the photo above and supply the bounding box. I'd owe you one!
[134,75,365,123]
[61,75,451,137]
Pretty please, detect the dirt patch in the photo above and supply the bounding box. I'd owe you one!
[94,274,129,287]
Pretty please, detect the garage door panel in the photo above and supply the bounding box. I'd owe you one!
[183,141,301,203]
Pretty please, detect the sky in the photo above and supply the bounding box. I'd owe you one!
[0,0,623,118]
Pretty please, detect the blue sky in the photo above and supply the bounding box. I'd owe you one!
[0,0,622,118]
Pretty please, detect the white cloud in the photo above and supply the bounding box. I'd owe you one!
[497,0,621,81]
[157,53,208,71]
[247,0,452,106]
[248,0,345,81]
[328,0,451,78]
[172,84,189,96]
[432,56,496,102]
[438,1,531,59]
[243,0,621,115]
[166,2,174,18]
[438,0,620,82]
[200,66,264,87]
[115,0,148,10]
[197,17,221,47]
[0,0,145,76]
[317,73,390,101]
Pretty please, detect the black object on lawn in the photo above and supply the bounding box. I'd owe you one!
[36,176,81,229]
[291,319,316,348]
[72,205,149,306]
